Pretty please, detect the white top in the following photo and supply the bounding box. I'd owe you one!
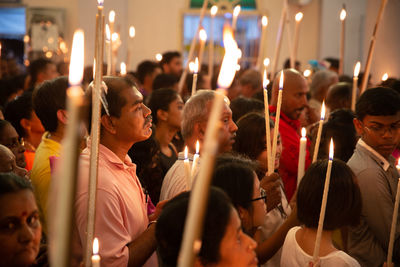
[281,227,360,267]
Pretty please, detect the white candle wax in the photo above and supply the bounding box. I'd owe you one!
[270,72,284,175]
[312,101,326,163]
[351,62,361,111]
[263,70,272,174]
[191,141,200,179]
[297,127,307,186]
[184,146,191,190]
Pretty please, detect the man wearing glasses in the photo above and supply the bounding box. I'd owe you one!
[348,87,400,266]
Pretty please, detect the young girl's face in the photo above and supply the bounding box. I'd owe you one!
[256,128,282,172]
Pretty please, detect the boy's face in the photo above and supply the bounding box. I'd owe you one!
[354,112,400,158]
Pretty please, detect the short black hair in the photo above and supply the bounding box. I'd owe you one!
[156,187,232,267]
[297,159,361,230]
[356,87,400,121]
[230,97,264,123]
[152,73,178,91]
[160,51,181,66]
[136,60,159,84]
[32,76,68,132]
[4,91,34,138]
[324,57,339,70]
[146,88,178,125]
[0,172,33,195]
[29,58,54,87]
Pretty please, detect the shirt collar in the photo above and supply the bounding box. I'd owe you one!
[269,105,301,130]
[358,139,390,171]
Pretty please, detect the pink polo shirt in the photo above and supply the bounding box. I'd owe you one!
[73,143,157,267]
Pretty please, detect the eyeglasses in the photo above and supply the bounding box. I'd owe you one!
[362,122,400,136]
[250,188,267,204]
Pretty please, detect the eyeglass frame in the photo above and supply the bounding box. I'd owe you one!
[249,187,267,204]
[361,121,400,136]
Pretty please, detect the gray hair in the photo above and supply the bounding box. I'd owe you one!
[239,69,262,90]
[310,70,338,96]
[181,90,215,140]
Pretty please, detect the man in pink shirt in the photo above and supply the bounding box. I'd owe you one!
[73,77,161,266]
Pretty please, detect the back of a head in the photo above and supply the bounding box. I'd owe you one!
[324,58,339,71]
[160,51,181,66]
[230,97,264,123]
[239,69,262,91]
[29,58,53,87]
[136,60,159,84]
[32,76,68,133]
[297,159,361,230]
[156,187,232,267]
[326,82,352,111]
[4,91,33,138]
[0,172,33,196]
[181,90,215,140]
[310,70,338,97]
[152,73,178,91]
[147,88,178,125]
[356,87,400,120]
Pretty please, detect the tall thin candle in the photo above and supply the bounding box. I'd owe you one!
[208,5,218,80]
[270,72,284,175]
[297,127,307,186]
[351,62,360,111]
[292,12,303,68]
[232,5,241,32]
[191,140,200,179]
[312,101,326,163]
[313,139,334,263]
[91,238,100,267]
[339,7,346,75]
[184,146,191,190]
[190,58,199,96]
[263,70,272,174]
[127,26,135,70]
[108,10,115,75]
[271,0,288,78]
[105,24,111,75]
[256,16,268,70]
[198,28,207,69]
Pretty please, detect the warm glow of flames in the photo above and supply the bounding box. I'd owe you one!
[211,5,218,16]
[340,9,347,21]
[263,70,269,89]
[24,35,30,43]
[321,101,326,120]
[263,57,270,67]
[193,57,199,73]
[112,32,118,42]
[93,238,99,255]
[97,0,104,6]
[129,26,135,38]
[196,140,200,154]
[105,24,110,41]
[354,61,361,77]
[189,61,194,72]
[60,41,67,53]
[68,30,84,86]
[279,71,284,90]
[217,24,239,89]
[397,158,400,170]
[236,64,241,71]
[262,16,268,27]
[109,10,115,23]
[184,146,188,160]
[233,5,241,17]
[382,73,389,81]
[237,49,242,59]
[301,127,306,138]
[155,53,162,62]
[199,28,207,42]
[295,12,303,22]
[303,69,311,77]
[120,62,126,75]
[329,138,334,160]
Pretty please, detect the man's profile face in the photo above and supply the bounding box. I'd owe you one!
[281,76,309,120]
[166,57,183,77]
[218,102,238,153]
[354,112,400,158]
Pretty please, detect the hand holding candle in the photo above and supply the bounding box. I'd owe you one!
[312,101,326,163]
[297,127,307,186]
[351,62,361,111]
[313,139,334,263]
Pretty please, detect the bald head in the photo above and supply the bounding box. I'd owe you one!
[271,69,309,120]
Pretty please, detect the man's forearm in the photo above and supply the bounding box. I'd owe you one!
[127,223,157,267]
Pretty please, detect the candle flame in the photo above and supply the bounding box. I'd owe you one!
[120,62,126,75]
[23,35,30,43]
[279,71,284,90]
[129,26,135,38]
[263,70,269,89]
[199,28,207,42]
[301,127,306,138]
[111,32,118,42]
[236,64,241,71]
[295,12,303,22]
[217,24,239,89]
[109,10,115,23]
[263,57,270,67]
[196,140,200,154]
[340,9,346,21]
[382,73,388,81]
[329,138,334,160]
[189,61,194,72]
[262,16,268,27]
[303,69,311,77]
[233,5,241,17]
[184,146,188,160]
[93,59,96,80]
[321,101,326,120]
[211,5,218,16]
[105,24,110,41]
[354,61,361,77]
[93,238,99,255]
[97,0,104,7]
[194,57,199,73]
[155,53,162,62]
[397,158,400,170]
[68,29,84,86]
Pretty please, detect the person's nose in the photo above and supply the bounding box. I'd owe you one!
[230,120,238,133]
[143,104,151,117]
[244,232,257,251]
[18,223,35,244]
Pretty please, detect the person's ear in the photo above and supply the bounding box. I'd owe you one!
[20,118,31,132]
[194,121,206,141]
[157,109,168,121]
[353,118,364,136]
[56,110,68,125]
[100,115,117,134]
[237,206,249,224]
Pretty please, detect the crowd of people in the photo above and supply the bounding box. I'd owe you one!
[0,50,399,267]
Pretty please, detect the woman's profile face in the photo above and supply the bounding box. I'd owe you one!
[256,128,282,172]
[216,208,258,267]
[0,190,41,267]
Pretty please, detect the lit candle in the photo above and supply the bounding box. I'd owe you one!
[120,62,126,76]
[387,159,400,267]
[312,101,326,163]
[155,53,162,62]
[178,24,239,267]
[351,62,361,111]
[198,28,207,70]
[208,5,218,80]
[256,16,268,70]
[270,72,284,175]
[111,32,119,75]
[190,58,199,96]
[339,7,346,75]
[270,0,288,78]
[191,140,200,179]
[313,139,334,263]
[263,70,272,174]
[52,29,85,267]
[108,10,115,75]
[263,58,270,81]
[232,5,241,32]
[297,127,307,186]
[184,146,191,190]
[105,24,111,75]
[382,72,389,82]
[292,12,303,69]
[127,26,135,70]
[91,238,100,267]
